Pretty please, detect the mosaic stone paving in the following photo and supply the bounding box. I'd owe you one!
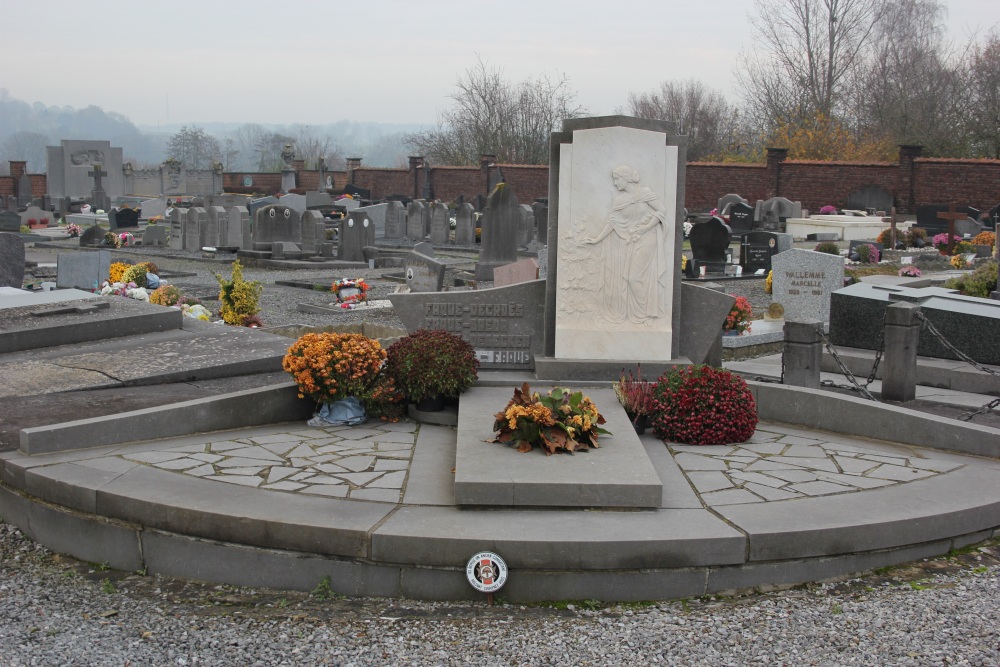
[670,421,965,506]
[119,420,418,503]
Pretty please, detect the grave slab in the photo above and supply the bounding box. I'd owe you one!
[453,385,662,508]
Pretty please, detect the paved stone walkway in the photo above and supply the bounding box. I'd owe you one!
[120,420,418,502]
[669,421,964,506]
[112,417,964,510]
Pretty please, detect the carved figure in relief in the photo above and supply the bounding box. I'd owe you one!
[583,166,668,325]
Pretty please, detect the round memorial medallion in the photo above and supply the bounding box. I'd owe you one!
[466,552,508,593]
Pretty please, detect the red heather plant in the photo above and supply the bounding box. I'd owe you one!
[650,365,758,445]
[613,366,655,421]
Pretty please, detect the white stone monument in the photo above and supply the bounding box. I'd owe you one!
[552,119,682,363]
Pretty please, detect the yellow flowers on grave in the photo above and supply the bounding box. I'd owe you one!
[108,262,130,283]
[489,383,609,455]
[765,269,773,294]
[215,259,262,326]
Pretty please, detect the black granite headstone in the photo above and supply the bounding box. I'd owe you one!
[739,230,780,272]
[689,216,732,273]
[846,186,893,213]
[108,207,140,230]
[727,202,754,236]
[987,204,999,230]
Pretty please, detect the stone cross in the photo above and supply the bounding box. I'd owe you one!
[887,207,905,248]
[88,163,109,211]
[937,204,966,255]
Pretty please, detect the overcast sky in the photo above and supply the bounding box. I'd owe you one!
[7,0,999,129]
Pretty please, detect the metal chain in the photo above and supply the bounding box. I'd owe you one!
[818,329,879,401]
[914,312,1000,421]
[864,309,889,386]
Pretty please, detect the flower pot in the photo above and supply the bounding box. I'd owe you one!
[627,413,649,435]
[416,394,445,412]
[723,330,741,337]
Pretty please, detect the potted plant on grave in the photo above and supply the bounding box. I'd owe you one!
[613,366,655,434]
[723,296,753,336]
[282,332,403,425]
[385,329,479,411]
[932,232,962,255]
[649,365,757,446]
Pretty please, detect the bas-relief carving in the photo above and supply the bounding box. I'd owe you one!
[70,150,105,166]
[555,127,677,361]
[580,166,668,326]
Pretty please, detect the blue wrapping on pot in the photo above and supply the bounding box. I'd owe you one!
[307,396,367,427]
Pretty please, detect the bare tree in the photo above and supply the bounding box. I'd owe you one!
[0,131,50,172]
[292,126,345,170]
[626,79,739,161]
[852,0,969,155]
[736,0,888,131]
[166,125,221,169]
[967,29,1000,158]
[226,123,270,171]
[407,59,586,165]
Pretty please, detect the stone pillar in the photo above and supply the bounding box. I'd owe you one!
[408,156,424,200]
[782,319,824,388]
[346,158,362,185]
[896,145,923,214]
[881,302,922,402]
[765,148,788,199]
[701,282,726,369]
[10,161,27,206]
[480,153,497,198]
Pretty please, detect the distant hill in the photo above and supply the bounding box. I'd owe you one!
[0,90,428,173]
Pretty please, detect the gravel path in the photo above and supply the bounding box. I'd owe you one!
[1,522,997,666]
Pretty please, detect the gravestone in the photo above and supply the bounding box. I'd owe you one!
[429,202,450,244]
[454,203,476,245]
[988,204,1000,230]
[846,186,893,213]
[19,206,56,227]
[168,207,186,250]
[517,204,535,247]
[46,140,124,210]
[547,117,683,367]
[79,224,104,247]
[56,250,111,290]
[300,210,325,255]
[414,241,434,257]
[755,197,802,230]
[532,202,548,243]
[280,193,307,214]
[254,205,302,249]
[139,198,167,220]
[406,200,426,240]
[954,217,985,238]
[108,207,140,230]
[384,201,405,238]
[389,280,546,370]
[354,203,388,237]
[0,211,20,232]
[0,233,25,288]
[915,204,980,234]
[474,183,520,281]
[727,201,754,236]
[18,172,33,207]
[229,207,250,250]
[493,258,539,287]
[208,207,227,246]
[689,217,732,273]
[248,196,279,220]
[88,163,110,212]
[830,282,1000,365]
[717,193,748,215]
[740,230,782,272]
[186,208,205,250]
[404,252,447,292]
[771,248,845,324]
[141,224,167,246]
[339,210,375,262]
[306,191,332,208]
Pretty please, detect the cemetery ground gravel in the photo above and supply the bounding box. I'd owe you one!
[1,521,998,666]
